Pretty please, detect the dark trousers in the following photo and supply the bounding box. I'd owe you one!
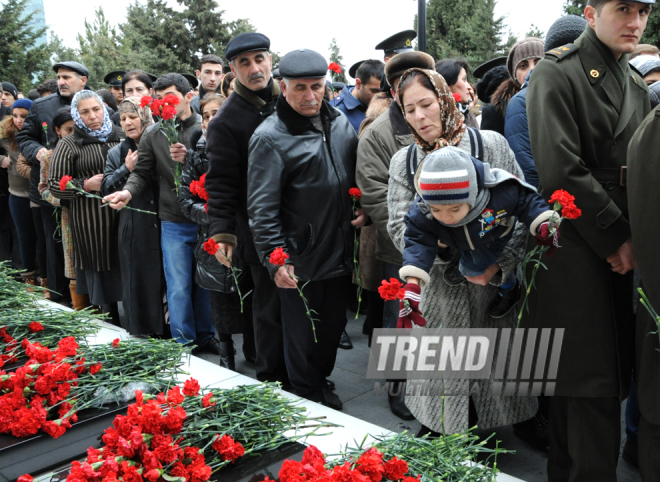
[548,396,621,482]
[9,195,36,272]
[40,205,68,301]
[249,263,289,384]
[279,275,349,399]
[639,413,660,481]
[31,206,47,278]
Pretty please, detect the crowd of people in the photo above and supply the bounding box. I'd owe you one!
[1,0,659,480]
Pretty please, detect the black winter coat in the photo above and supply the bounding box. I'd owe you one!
[101,138,165,335]
[247,95,359,282]
[178,131,238,294]
[16,91,73,207]
[205,80,279,265]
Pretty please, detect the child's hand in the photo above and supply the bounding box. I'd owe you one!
[535,222,560,257]
[398,283,426,329]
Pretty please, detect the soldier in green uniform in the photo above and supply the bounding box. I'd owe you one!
[627,109,660,481]
[525,0,653,480]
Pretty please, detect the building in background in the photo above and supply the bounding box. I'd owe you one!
[25,0,47,46]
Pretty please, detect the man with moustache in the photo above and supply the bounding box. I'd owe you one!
[191,54,224,115]
[204,33,291,387]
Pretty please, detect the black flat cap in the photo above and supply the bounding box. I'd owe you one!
[349,60,365,79]
[146,72,158,82]
[225,32,270,61]
[279,49,328,79]
[331,81,346,91]
[104,70,126,87]
[181,74,198,90]
[272,68,282,80]
[375,30,416,54]
[384,51,434,87]
[476,65,508,103]
[53,61,89,77]
[473,56,507,79]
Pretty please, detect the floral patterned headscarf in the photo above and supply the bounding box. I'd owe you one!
[117,97,154,145]
[398,68,466,153]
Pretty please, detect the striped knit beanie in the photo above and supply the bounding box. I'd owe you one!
[418,147,477,206]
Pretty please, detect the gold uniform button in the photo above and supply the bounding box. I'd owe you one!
[590,70,599,78]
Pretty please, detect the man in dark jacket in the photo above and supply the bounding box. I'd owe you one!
[204,33,288,385]
[103,74,216,354]
[247,49,365,410]
[525,1,653,480]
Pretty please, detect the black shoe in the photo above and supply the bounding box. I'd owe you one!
[488,279,521,318]
[513,413,549,453]
[325,379,335,391]
[622,437,639,468]
[192,337,221,356]
[338,330,353,350]
[417,424,442,438]
[443,260,466,286]
[219,341,236,371]
[389,394,415,420]
[319,388,342,410]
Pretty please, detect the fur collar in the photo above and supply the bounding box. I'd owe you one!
[276,94,340,136]
[490,78,521,118]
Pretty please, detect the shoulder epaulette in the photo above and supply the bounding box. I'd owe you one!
[545,44,579,62]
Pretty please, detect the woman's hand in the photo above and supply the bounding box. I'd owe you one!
[1,157,9,169]
[103,190,132,210]
[170,143,187,163]
[464,262,501,286]
[125,149,138,172]
[84,174,104,192]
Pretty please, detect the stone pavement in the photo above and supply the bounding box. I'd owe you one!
[197,312,641,482]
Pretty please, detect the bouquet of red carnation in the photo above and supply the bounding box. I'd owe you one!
[189,173,209,201]
[518,189,582,327]
[269,247,319,342]
[349,188,363,319]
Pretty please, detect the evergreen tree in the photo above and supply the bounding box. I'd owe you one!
[562,0,660,45]
[526,25,544,38]
[328,38,348,84]
[423,0,509,72]
[0,0,53,92]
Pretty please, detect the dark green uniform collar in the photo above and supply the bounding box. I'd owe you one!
[579,27,628,91]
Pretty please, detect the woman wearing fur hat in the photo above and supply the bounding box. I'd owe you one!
[481,38,545,135]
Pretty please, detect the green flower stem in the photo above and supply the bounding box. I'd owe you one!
[220,252,252,314]
[352,198,362,319]
[285,266,318,343]
[65,182,157,215]
[637,287,660,347]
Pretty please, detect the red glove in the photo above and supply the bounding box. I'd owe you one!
[398,283,427,329]
[535,222,560,257]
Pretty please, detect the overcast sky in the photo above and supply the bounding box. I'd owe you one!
[41,0,566,75]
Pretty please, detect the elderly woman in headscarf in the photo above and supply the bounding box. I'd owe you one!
[387,68,545,447]
[48,90,123,324]
[100,97,165,336]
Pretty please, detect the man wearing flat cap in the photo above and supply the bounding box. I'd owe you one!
[205,32,284,384]
[523,0,655,480]
[247,48,366,411]
[375,29,417,63]
[355,50,434,421]
[104,70,126,105]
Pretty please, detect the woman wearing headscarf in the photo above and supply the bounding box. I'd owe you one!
[387,68,544,446]
[481,38,545,135]
[101,97,165,336]
[434,58,480,129]
[48,90,123,324]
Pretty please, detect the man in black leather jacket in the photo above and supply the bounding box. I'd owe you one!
[247,49,365,410]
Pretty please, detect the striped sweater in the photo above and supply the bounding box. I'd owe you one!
[48,126,124,271]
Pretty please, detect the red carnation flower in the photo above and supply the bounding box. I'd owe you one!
[453,92,463,102]
[166,385,185,405]
[561,203,582,220]
[204,203,208,212]
[163,93,180,106]
[202,392,215,408]
[140,96,153,108]
[89,363,102,375]
[112,338,120,348]
[203,238,219,256]
[378,278,403,301]
[59,175,73,191]
[328,62,342,74]
[269,247,289,266]
[212,434,245,463]
[150,99,163,116]
[18,475,33,482]
[349,187,362,200]
[161,104,177,121]
[548,189,575,207]
[383,457,408,481]
[27,322,44,333]
[183,377,200,396]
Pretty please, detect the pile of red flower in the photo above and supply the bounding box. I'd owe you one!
[278,445,420,482]
[0,321,44,367]
[0,336,85,438]
[20,379,246,482]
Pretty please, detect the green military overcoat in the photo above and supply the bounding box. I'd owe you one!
[525,26,650,398]
[627,108,660,425]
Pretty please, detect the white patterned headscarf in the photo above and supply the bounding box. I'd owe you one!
[71,90,114,142]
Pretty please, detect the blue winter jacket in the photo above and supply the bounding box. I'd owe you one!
[504,70,539,188]
[401,157,552,285]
